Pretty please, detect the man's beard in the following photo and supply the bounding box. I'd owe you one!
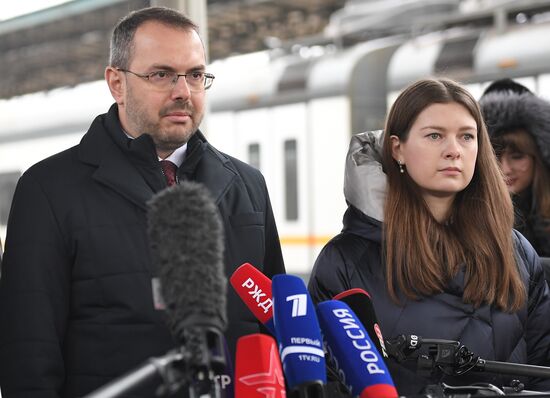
[125,89,202,151]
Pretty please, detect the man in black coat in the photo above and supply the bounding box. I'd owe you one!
[0,7,285,397]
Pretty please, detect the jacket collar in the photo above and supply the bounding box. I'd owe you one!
[342,204,382,243]
[190,132,237,205]
[78,103,237,209]
[78,105,155,210]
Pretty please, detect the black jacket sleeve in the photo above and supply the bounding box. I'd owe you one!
[259,175,285,279]
[230,158,285,279]
[0,172,70,398]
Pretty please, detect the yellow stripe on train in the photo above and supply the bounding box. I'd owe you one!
[279,236,333,246]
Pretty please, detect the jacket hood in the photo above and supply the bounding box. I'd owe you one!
[344,130,387,223]
[479,90,550,168]
[342,130,387,242]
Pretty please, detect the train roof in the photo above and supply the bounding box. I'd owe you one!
[3,16,550,141]
[388,20,550,91]
[0,81,112,143]
[208,34,404,112]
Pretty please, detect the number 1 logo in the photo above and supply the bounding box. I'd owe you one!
[286,294,307,317]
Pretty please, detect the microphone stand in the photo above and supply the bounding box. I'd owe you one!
[84,327,226,398]
[387,335,550,379]
[83,349,187,398]
[476,359,550,379]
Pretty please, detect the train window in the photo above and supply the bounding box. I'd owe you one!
[248,143,261,170]
[278,60,311,93]
[0,171,21,226]
[284,139,299,221]
[434,36,478,74]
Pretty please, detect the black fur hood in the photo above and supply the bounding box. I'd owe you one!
[479,90,550,168]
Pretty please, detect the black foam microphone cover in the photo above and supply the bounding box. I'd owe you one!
[147,181,228,365]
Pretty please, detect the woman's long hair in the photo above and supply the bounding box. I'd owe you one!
[494,129,550,221]
[381,78,526,312]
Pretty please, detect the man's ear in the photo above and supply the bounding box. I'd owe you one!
[390,135,402,162]
[105,66,125,105]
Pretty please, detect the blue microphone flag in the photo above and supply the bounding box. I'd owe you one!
[272,274,327,389]
[316,300,397,398]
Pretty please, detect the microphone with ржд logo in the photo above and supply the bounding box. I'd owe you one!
[85,181,229,398]
[230,266,351,397]
[272,274,327,398]
[230,263,275,335]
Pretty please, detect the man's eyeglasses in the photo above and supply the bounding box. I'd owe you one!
[117,68,215,91]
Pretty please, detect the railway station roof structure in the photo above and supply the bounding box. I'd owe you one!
[1,0,550,99]
[0,0,346,98]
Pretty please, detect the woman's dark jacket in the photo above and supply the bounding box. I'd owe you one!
[512,189,550,257]
[0,104,285,397]
[308,131,550,395]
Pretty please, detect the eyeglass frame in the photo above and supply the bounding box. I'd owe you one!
[116,68,215,91]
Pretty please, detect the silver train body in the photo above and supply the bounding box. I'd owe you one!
[1,20,550,275]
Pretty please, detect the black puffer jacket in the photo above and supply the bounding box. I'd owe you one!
[308,131,550,395]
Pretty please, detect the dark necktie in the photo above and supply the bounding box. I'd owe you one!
[160,160,177,187]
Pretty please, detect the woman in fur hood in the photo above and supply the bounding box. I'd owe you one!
[479,79,550,257]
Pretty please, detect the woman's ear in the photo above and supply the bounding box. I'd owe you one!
[390,135,402,162]
[105,66,125,105]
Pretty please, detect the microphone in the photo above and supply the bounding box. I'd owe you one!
[216,337,235,398]
[230,263,275,335]
[85,181,227,397]
[149,181,228,392]
[272,274,326,398]
[316,300,397,398]
[235,334,286,398]
[333,289,388,358]
[386,334,550,380]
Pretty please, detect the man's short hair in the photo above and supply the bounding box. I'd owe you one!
[109,6,199,69]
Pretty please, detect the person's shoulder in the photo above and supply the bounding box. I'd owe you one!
[512,229,545,280]
[23,145,79,180]
[332,230,377,250]
[318,232,375,266]
[310,232,379,301]
[227,153,263,178]
[13,145,80,200]
[206,143,264,180]
[513,229,537,260]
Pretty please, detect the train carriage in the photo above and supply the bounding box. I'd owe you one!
[1,8,550,275]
